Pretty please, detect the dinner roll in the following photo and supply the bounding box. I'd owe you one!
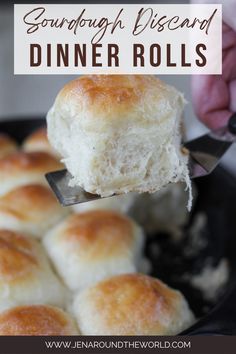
[0,134,18,158]
[72,193,135,214]
[0,184,69,238]
[23,126,60,158]
[0,305,79,335]
[47,75,191,204]
[73,273,194,335]
[0,230,67,311]
[44,211,145,292]
[0,151,63,197]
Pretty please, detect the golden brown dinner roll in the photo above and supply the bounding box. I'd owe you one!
[0,230,67,311]
[23,126,60,158]
[0,184,69,238]
[73,273,194,335]
[0,151,63,197]
[0,133,18,158]
[47,75,191,205]
[43,211,145,292]
[0,305,79,335]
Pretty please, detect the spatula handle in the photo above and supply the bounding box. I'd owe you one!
[228,113,236,135]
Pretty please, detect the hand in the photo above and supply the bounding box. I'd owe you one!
[192,23,236,129]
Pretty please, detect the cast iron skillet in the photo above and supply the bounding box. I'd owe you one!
[1,116,236,335]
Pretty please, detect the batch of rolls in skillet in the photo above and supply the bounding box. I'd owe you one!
[0,75,195,335]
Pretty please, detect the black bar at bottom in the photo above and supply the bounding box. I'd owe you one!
[0,336,234,354]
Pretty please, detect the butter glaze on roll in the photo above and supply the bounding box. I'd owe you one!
[0,151,63,197]
[43,211,145,292]
[47,75,191,207]
[73,273,194,335]
[0,305,79,335]
[0,230,67,311]
[0,184,69,238]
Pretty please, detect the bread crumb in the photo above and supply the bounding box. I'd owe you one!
[187,259,229,301]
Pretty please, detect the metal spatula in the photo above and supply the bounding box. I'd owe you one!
[45,113,236,206]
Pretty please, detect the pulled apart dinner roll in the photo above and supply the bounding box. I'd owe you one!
[0,134,18,158]
[0,151,63,197]
[72,193,135,214]
[0,230,67,312]
[23,126,60,158]
[0,305,79,335]
[0,184,69,238]
[130,182,196,236]
[44,211,145,292]
[47,75,191,205]
[73,273,194,335]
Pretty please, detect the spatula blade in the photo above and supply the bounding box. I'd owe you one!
[46,127,235,206]
[184,128,233,178]
[45,169,101,206]
[45,158,209,206]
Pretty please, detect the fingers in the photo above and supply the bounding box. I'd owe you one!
[192,46,236,129]
[189,9,236,128]
[197,109,232,130]
[192,26,236,129]
[222,24,236,51]
[191,75,232,129]
[222,46,236,81]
